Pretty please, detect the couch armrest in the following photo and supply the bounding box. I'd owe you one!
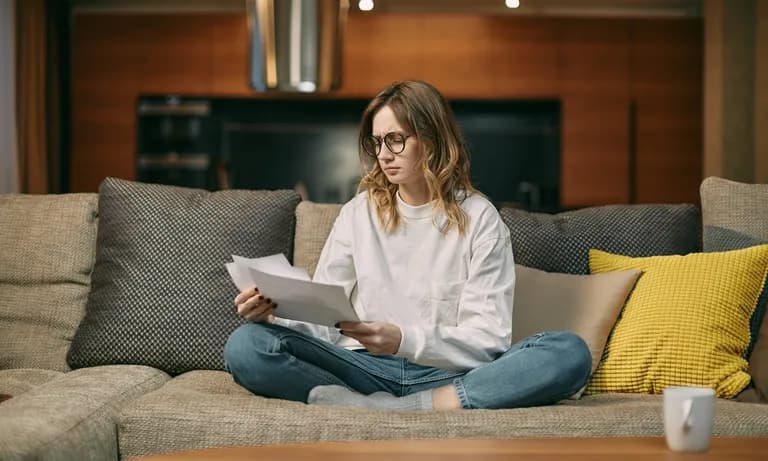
[0,365,169,461]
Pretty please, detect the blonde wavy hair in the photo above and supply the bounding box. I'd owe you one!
[357,80,478,235]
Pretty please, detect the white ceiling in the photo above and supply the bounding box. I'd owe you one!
[72,0,703,17]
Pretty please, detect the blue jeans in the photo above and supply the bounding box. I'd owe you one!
[223,323,591,409]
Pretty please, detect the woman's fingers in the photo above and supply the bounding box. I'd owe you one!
[236,293,266,316]
[238,293,277,317]
[234,287,259,306]
[234,286,278,322]
[243,304,277,322]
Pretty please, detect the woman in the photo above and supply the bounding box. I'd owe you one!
[224,80,591,410]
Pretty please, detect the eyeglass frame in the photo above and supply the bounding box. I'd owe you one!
[361,131,413,157]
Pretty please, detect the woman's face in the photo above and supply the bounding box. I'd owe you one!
[371,105,425,189]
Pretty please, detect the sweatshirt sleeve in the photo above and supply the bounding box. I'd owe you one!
[272,204,356,343]
[397,227,515,371]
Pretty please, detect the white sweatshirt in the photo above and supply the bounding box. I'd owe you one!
[275,191,515,371]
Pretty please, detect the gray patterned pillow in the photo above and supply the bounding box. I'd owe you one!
[499,204,701,274]
[67,178,300,374]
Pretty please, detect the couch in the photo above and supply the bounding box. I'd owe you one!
[1,176,767,461]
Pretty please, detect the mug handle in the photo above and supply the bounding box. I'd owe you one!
[682,398,694,432]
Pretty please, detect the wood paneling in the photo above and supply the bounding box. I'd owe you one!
[631,19,703,204]
[71,13,247,192]
[212,15,251,94]
[337,14,428,96]
[70,12,703,209]
[487,17,560,97]
[559,19,632,205]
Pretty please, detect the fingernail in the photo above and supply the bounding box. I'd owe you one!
[258,295,264,300]
[253,286,258,291]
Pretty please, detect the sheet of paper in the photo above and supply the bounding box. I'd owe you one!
[245,267,359,326]
[226,262,252,292]
[226,254,358,327]
[232,254,310,281]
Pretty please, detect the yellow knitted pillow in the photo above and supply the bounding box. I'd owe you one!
[586,245,768,398]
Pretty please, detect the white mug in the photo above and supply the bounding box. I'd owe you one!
[663,386,716,452]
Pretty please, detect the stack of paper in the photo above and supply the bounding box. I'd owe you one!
[226,254,359,327]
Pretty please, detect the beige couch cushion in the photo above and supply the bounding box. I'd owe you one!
[293,201,343,277]
[118,370,768,459]
[0,365,169,461]
[700,177,768,403]
[0,369,63,398]
[0,193,98,371]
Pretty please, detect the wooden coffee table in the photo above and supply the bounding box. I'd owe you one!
[137,437,768,460]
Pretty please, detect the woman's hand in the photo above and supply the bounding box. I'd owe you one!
[336,321,402,355]
[234,287,277,323]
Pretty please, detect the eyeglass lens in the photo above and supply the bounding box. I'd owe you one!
[363,132,407,156]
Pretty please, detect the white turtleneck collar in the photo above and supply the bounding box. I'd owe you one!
[396,191,434,219]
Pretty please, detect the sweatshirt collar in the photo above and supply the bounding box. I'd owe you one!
[396,191,434,219]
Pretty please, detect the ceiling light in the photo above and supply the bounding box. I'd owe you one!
[359,0,374,12]
[505,0,520,8]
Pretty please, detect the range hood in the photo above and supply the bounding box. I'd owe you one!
[247,0,349,92]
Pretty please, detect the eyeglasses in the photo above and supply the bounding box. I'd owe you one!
[361,132,411,157]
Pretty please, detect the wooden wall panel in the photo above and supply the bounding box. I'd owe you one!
[561,96,631,206]
[212,15,251,94]
[71,16,141,191]
[71,13,247,192]
[338,14,562,98]
[631,19,703,205]
[70,12,703,210]
[487,17,560,97]
[419,15,495,97]
[338,13,427,96]
[133,16,215,94]
[559,19,632,206]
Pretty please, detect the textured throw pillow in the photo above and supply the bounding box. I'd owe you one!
[700,176,768,403]
[499,204,700,274]
[293,201,343,277]
[512,264,641,397]
[587,246,768,398]
[67,178,301,374]
[0,193,98,371]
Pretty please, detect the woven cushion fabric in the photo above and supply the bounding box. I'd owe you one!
[513,264,641,398]
[587,246,768,398]
[67,178,301,375]
[293,201,343,277]
[117,371,768,458]
[499,204,701,275]
[0,193,98,372]
[701,176,768,244]
[700,176,768,403]
[0,365,168,461]
[0,369,63,398]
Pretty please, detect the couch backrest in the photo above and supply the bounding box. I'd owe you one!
[293,201,343,277]
[293,200,702,277]
[700,176,768,403]
[500,203,702,274]
[0,193,99,371]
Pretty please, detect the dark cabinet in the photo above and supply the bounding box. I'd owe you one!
[136,97,218,190]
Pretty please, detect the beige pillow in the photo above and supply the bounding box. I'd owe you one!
[0,193,99,371]
[293,201,343,277]
[512,264,641,395]
[700,176,768,403]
